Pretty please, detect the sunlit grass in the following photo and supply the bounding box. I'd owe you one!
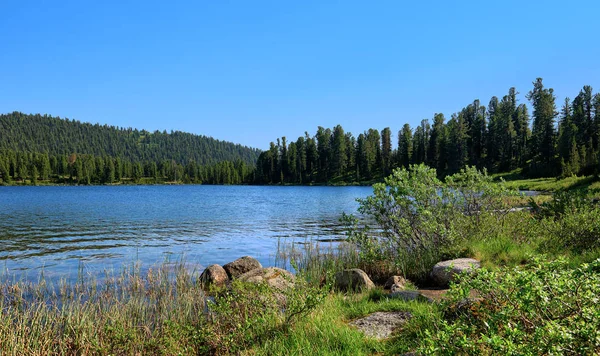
[251,290,439,356]
[0,262,207,355]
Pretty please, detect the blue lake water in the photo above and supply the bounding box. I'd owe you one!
[0,185,372,281]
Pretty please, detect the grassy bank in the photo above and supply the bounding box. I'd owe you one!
[493,168,600,195]
[3,165,600,354]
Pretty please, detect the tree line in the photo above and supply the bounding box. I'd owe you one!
[256,78,600,184]
[0,112,259,185]
[0,149,254,185]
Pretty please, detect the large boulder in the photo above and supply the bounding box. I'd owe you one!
[223,256,262,279]
[431,258,480,287]
[238,267,295,290]
[349,311,412,339]
[199,264,229,289]
[334,269,375,292]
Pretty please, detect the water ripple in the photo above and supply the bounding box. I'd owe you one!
[0,185,371,282]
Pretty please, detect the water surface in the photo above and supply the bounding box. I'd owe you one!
[0,185,371,281]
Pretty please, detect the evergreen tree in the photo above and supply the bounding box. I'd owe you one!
[316,127,332,181]
[412,119,430,164]
[527,78,557,174]
[397,123,413,168]
[428,113,447,174]
[305,132,318,182]
[331,125,347,177]
[514,104,530,166]
[381,127,392,176]
[446,112,469,174]
[463,99,486,169]
[558,98,578,176]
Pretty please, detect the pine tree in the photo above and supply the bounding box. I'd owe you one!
[331,125,347,177]
[527,78,557,174]
[446,112,469,174]
[412,119,430,164]
[428,113,447,174]
[316,127,332,181]
[381,127,392,176]
[397,124,413,168]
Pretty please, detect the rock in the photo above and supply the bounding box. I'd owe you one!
[223,256,262,279]
[389,290,433,303]
[349,311,412,339]
[238,267,295,291]
[334,269,375,292]
[431,258,480,287]
[384,275,408,291]
[199,264,229,289]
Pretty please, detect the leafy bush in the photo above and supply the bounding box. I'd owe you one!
[201,276,327,355]
[529,189,591,219]
[420,258,600,355]
[542,207,600,253]
[344,164,518,281]
[527,190,600,253]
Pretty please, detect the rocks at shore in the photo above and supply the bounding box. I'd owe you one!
[349,311,412,339]
[223,256,262,279]
[431,258,480,287]
[334,268,375,291]
[199,264,229,288]
[238,267,295,290]
[201,257,295,293]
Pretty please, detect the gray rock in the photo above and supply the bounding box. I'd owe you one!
[384,275,408,291]
[334,269,375,292]
[431,258,480,287]
[349,311,412,339]
[223,256,262,279]
[199,264,229,289]
[238,267,295,291]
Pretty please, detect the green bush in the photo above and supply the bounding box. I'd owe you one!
[542,207,600,253]
[530,189,591,219]
[344,164,518,281]
[420,258,600,355]
[201,276,327,355]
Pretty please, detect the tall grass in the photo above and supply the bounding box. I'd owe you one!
[276,239,403,285]
[0,262,207,355]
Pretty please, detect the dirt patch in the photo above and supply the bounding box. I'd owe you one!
[349,311,412,339]
[418,288,449,302]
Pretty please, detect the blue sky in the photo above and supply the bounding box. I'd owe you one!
[1,1,599,150]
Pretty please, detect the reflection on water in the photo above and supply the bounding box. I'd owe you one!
[0,185,371,282]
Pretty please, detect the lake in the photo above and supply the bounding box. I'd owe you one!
[0,185,372,282]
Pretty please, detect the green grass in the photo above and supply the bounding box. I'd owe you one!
[492,168,600,194]
[0,263,208,355]
[251,290,439,356]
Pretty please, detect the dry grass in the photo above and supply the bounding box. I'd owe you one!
[0,263,207,355]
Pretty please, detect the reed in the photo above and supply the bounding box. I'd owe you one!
[0,262,207,355]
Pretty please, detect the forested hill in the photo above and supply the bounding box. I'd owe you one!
[0,112,260,165]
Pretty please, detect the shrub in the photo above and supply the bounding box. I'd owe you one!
[542,207,600,253]
[343,164,518,281]
[420,258,600,355]
[201,276,327,355]
[529,189,591,219]
[528,190,600,253]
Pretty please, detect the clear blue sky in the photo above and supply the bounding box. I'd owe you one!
[1,1,599,150]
